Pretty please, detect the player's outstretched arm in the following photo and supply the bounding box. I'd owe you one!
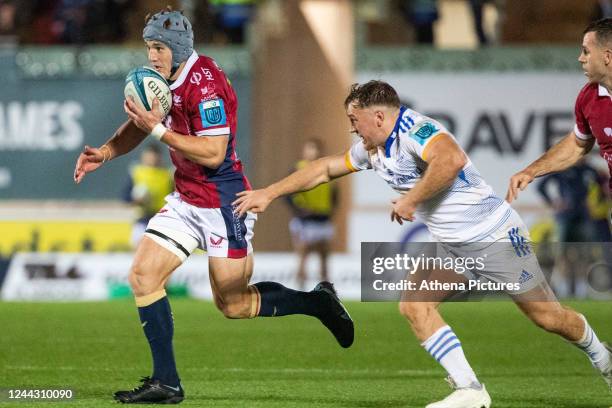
[73,119,147,184]
[390,134,466,224]
[505,131,593,203]
[233,152,351,216]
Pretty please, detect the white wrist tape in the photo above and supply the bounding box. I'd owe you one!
[150,123,167,141]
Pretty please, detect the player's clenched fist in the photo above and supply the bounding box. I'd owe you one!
[73,145,107,184]
[505,170,535,203]
[233,189,273,217]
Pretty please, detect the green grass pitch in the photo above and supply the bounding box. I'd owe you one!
[0,299,611,407]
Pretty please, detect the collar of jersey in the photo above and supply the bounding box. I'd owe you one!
[598,84,612,99]
[384,105,408,158]
[169,51,199,90]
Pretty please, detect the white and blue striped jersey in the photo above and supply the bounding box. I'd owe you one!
[345,106,512,242]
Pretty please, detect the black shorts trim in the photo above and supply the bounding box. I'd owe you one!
[145,228,191,258]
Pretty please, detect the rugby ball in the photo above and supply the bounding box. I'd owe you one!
[124,67,172,117]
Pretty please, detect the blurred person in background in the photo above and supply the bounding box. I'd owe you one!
[468,0,489,46]
[400,0,439,44]
[26,0,132,44]
[586,167,612,241]
[0,0,17,38]
[465,0,505,47]
[536,161,600,298]
[594,0,612,20]
[537,160,599,243]
[209,0,256,44]
[286,139,338,290]
[27,0,60,44]
[123,144,174,248]
[52,0,92,44]
[84,0,134,43]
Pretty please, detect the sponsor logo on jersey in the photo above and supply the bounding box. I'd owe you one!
[605,127,612,137]
[199,99,227,128]
[200,83,218,101]
[190,72,202,86]
[200,94,219,102]
[409,121,439,145]
[200,83,215,96]
[202,68,214,81]
[173,94,182,106]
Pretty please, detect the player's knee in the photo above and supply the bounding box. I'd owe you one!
[128,267,143,292]
[219,298,251,319]
[211,296,224,314]
[128,261,159,295]
[399,301,430,323]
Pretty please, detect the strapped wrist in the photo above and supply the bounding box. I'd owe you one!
[150,123,168,141]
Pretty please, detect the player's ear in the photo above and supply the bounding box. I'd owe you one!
[605,48,612,65]
[374,110,384,126]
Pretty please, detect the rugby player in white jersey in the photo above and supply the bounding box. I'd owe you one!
[234,81,612,408]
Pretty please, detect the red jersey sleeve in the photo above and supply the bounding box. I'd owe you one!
[187,76,231,137]
[574,84,593,141]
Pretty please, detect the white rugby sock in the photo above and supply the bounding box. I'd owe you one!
[422,325,480,388]
[573,314,611,372]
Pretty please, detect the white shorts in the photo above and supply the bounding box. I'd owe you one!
[436,209,547,295]
[289,218,334,244]
[145,192,256,261]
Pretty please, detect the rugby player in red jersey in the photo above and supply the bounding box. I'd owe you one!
[508,18,612,200]
[73,7,353,404]
[507,17,612,393]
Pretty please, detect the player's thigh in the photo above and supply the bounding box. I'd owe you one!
[130,236,184,293]
[131,196,200,292]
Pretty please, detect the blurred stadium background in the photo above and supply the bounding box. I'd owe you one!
[0,0,610,301]
[1,1,612,407]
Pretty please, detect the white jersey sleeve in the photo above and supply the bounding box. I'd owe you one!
[401,117,449,161]
[345,141,372,172]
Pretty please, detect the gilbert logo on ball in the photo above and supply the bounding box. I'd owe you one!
[124,67,172,117]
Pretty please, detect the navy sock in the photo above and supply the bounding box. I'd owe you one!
[137,296,180,387]
[254,281,326,317]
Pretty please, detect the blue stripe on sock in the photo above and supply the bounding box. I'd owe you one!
[432,336,459,360]
[436,342,462,362]
[426,329,452,353]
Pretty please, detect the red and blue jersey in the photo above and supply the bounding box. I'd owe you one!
[574,82,612,190]
[164,51,251,208]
